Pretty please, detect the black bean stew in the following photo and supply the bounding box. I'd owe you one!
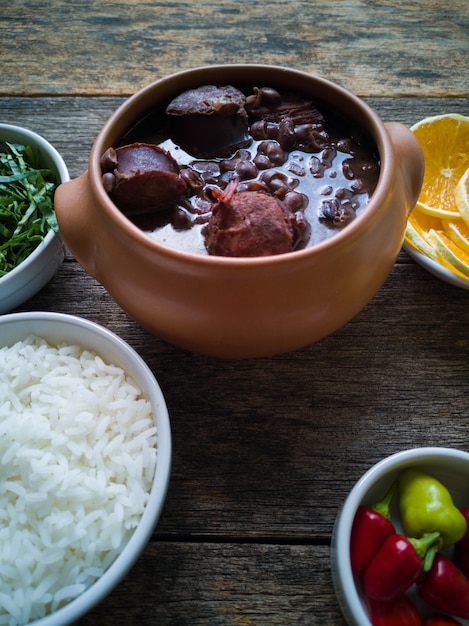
[100,85,380,257]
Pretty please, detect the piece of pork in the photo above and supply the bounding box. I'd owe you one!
[165,85,251,158]
[204,184,295,257]
[100,143,187,215]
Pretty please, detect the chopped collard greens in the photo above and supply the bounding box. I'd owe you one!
[0,142,59,277]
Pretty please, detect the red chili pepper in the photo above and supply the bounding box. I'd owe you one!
[423,616,462,626]
[454,506,469,578]
[363,531,440,602]
[418,553,469,619]
[350,482,396,577]
[367,594,422,626]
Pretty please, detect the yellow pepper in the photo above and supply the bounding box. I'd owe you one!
[398,468,467,549]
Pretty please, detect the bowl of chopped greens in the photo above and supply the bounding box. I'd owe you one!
[0,123,69,313]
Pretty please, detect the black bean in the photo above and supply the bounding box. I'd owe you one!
[192,196,213,215]
[270,180,289,196]
[220,150,252,173]
[287,159,306,177]
[255,87,282,106]
[235,160,258,180]
[250,121,268,140]
[102,172,116,193]
[172,206,193,229]
[260,169,288,185]
[258,140,286,166]
[321,147,337,168]
[265,122,280,139]
[253,154,272,170]
[245,86,282,110]
[320,198,355,227]
[342,159,356,180]
[309,155,325,178]
[335,187,353,200]
[351,179,368,193]
[240,180,270,193]
[277,119,296,150]
[192,161,220,183]
[283,191,308,212]
[300,128,329,152]
[180,167,204,191]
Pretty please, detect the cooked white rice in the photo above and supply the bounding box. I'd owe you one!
[0,335,158,625]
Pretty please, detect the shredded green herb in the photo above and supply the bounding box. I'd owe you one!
[0,141,59,277]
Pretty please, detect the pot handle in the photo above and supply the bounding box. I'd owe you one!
[384,121,425,215]
[54,172,96,273]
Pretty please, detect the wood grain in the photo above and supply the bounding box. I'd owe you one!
[1,3,469,619]
[1,0,468,97]
[77,543,338,626]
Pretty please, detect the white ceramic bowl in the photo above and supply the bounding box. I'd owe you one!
[0,124,69,313]
[0,312,172,625]
[403,241,469,290]
[331,447,469,626]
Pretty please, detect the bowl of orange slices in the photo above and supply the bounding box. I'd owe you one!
[404,113,469,289]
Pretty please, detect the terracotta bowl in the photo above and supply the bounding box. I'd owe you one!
[55,65,424,358]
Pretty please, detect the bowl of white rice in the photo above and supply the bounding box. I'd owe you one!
[0,311,171,626]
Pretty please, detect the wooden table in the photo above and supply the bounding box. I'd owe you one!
[1,1,468,624]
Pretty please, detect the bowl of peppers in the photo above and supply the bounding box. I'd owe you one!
[331,447,469,626]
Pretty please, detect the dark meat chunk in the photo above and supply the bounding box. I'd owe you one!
[204,184,295,257]
[165,85,251,158]
[245,87,325,127]
[100,143,187,215]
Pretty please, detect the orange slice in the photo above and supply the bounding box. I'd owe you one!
[427,229,469,277]
[455,168,469,227]
[443,219,469,256]
[405,211,440,261]
[411,114,469,214]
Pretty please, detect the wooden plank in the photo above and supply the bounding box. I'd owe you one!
[1,1,468,97]
[75,542,345,625]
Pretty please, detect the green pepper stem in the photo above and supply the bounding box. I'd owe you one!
[408,531,440,562]
[372,482,397,521]
[422,543,439,572]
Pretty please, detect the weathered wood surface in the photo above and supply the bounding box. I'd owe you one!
[1,1,469,623]
[1,0,468,98]
[78,543,338,626]
[2,95,469,624]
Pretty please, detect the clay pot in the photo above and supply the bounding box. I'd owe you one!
[55,65,424,358]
